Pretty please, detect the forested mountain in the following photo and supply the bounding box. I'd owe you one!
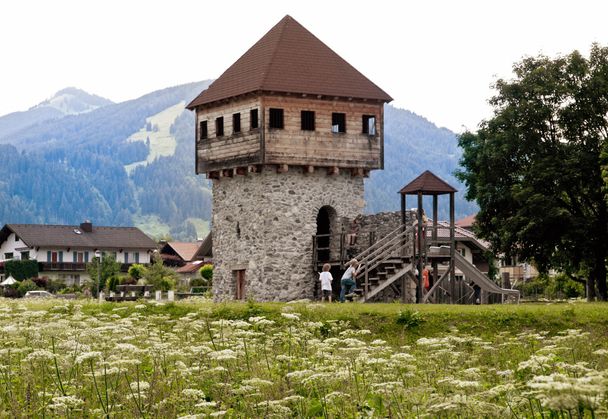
[366,106,478,220]
[0,81,475,240]
[0,87,114,140]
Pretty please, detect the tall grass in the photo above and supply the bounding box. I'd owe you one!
[0,299,606,417]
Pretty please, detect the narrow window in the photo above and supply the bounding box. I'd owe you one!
[124,252,129,264]
[58,251,64,263]
[269,108,284,129]
[215,116,224,137]
[362,115,376,135]
[233,113,241,133]
[301,110,315,131]
[331,113,346,133]
[199,120,208,140]
[21,251,29,260]
[250,109,259,129]
[85,251,89,263]
[134,252,140,263]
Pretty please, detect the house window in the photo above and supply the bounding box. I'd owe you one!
[199,121,208,140]
[362,115,376,135]
[58,251,64,263]
[250,109,259,129]
[269,108,284,129]
[4,252,13,260]
[460,248,466,257]
[215,117,224,137]
[124,252,129,264]
[134,252,140,263]
[72,252,84,263]
[21,251,30,260]
[110,252,117,260]
[332,113,346,133]
[233,113,241,133]
[84,251,89,263]
[301,111,315,131]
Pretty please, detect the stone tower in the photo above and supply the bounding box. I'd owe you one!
[187,15,392,301]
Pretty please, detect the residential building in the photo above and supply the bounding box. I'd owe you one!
[0,221,157,285]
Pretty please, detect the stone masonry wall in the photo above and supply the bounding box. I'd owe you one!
[212,167,364,301]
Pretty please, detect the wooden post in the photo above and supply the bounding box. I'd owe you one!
[449,192,456,304]
[417,192,423,303]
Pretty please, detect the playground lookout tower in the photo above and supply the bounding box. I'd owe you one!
[187,15,392,301]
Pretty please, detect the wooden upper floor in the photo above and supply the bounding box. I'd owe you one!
[195,94,385,177]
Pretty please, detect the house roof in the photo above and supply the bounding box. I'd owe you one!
[456,214,477,229]
[160,242,201,262]
[399,170,457,195]
[187,15,392,109]
[193,233,212,259]
[0,223,157,250]
[176,260,206,274]
[426,220,490,252]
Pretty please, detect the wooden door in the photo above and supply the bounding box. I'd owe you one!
[235,270,246,300]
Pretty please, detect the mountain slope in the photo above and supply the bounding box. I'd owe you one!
[366,105,478,220]
[0,81,476,240]
[0,87,114,141]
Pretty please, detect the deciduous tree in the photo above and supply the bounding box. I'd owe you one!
[457,45,608,300]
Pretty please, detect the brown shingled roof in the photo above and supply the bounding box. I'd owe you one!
[399,170,458,195]
[163,242,201,262]
[187,15,392,109]
[0,223,157,250]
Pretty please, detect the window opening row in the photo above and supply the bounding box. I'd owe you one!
[200,109,258,140]
[199,108,375,139]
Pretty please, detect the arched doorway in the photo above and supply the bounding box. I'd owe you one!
[316,206,336,263]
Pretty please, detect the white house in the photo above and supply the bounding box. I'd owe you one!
[0,221,157,285]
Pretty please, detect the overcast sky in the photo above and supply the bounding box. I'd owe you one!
[2,0,607,132]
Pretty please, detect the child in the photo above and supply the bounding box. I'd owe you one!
[319,263,333,302]
[340,258,360,302]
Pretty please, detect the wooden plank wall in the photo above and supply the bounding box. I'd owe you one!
[263,95,383,169]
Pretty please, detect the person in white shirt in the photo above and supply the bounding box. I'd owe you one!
[319,263,333,302]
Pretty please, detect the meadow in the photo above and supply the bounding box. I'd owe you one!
[0,299,607,418]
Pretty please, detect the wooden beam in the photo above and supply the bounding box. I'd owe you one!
[247,165,259,174]
[351,168,364,177]
[328,166,339,176]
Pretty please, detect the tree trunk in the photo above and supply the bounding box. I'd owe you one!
[596,258,607,301]
[587,275,597,301]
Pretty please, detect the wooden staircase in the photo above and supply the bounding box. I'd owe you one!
[352,225,416,303]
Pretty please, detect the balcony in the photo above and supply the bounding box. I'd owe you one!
[40,262,135,272]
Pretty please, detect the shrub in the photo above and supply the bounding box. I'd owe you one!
[107,276,120,292]
[128,264,147,281]
[190,277,206,287]
[32,277,48,289]
[200,264,213,285]
[17,279,39,297]
[5,259,39,281]
[46,279,67,293]
[120,275,137,285]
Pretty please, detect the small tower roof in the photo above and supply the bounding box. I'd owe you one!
[187,15,392,109]
[399,170,457,195]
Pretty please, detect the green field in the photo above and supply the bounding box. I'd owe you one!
[1,300,607,417]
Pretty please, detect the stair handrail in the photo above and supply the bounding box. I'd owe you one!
[352,224,413,265]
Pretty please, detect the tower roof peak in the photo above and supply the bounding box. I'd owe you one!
[187,15,392,109]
